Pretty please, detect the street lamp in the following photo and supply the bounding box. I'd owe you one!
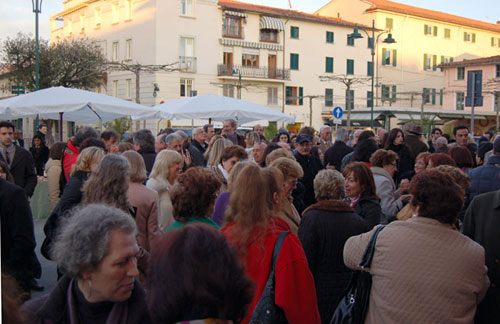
[350,20,396,130]
[32,0,43,91]
[231,68,242,99]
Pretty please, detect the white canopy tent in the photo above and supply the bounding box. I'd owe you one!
[133,94,295,125]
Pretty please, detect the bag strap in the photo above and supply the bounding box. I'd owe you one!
[359,225,385,269]
[271,231,290,271]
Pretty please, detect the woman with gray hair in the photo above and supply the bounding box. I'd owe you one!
[22,204,150,324]
[298,169,366,323]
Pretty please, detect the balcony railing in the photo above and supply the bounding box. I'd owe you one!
[217,64,290,80]
[179,56,197,73]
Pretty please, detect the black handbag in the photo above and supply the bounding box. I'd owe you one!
[249,231,290,324]
[330,225,385,324]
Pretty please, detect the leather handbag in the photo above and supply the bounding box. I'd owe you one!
[330,225,385,324]
[249,231,290,324]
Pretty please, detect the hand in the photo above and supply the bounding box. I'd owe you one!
[399,194,412,203]
[399,179,410,192]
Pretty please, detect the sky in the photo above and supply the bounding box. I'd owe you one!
[0,0,498,43]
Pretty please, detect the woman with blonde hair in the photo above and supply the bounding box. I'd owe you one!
[146,149,184,232]
[222,164,321,323]
[203,135,224,163]
[205,138,233,167]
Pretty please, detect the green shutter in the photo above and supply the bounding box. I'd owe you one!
[326,57,334,73]
[299,87,303,105]
[392,85,397,100]
[464,32,467,41]
[433,26,437,36]
[472,33,476,43]
[347,59,354,74]
[325,88,333,107]
[326,31,334,43]
[432,88,436,104]
[424,54,428,70]
[432,55,437,70]
[450,57,454,63]
[382,48,387,65]
[286,86,291,104]
[424,24,428,35]
[290,53,299,70]
[367,61,373,76]
[440,89,443,105]
[392,49,397,66]
[441,56,444,64]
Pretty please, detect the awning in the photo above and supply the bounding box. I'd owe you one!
[392,113,442,122]
[260,16,285,31]
[223,10,248,18]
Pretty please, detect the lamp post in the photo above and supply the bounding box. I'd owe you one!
[231,68,242,99]
[32,0,43,90]
[349,20,396,130]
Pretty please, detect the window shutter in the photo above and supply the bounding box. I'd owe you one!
[382,48,387,65]
[472,33,476,43]
[367,61,373,76]
[392,49,397,66]
[432,88,436,104]
[326,57,334,73]
[440,89,443,105]
[433,26,437,36]
[299,87,303,105]
[441,56,444,64]
[392,85,397,100]
[432,55,437,70]
[450,57,454,63]
[423,54,428,70]
[464,32,467,41]
[286,86,291,104]
[424,24,428,34]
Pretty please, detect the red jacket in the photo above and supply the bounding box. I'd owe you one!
[63,140,79,181]
[223,217,321,324]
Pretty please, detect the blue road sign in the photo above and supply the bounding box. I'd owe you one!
[333,106,343,119]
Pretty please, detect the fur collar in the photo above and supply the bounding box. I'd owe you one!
[302,200,353,216]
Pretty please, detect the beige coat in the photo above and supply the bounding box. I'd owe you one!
[344,217,489,324]
[127,182,159,252]
[278,198,301,234]
[146,177,174,233]
[44,158,61,211]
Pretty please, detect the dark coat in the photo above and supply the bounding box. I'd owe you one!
[462,189,500,324]
[324,141,353,171]
[0,178,41,291]
[354,195,382,230]
[21,276,151,324]
[30,145,49,176]
[0,145,37,197]
[386,143,415,183]
[468,155,500,203]
[404,134,428,158]
[137,149,156,176]
[294,151,324,208]
[298,200,366,323]
[188,140,207,167]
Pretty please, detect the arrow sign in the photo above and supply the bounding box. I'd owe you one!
[333,106,343,119]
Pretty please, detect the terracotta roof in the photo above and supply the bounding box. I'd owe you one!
[438,55,500,69]
[364,0,500,33]
[218,0,370,29]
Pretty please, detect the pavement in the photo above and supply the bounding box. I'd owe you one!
[31,218,58,299]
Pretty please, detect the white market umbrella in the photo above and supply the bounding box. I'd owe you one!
[0,86,154,124]
[134,94,295,124]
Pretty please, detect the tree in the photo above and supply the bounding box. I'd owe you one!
[1,33,107,91]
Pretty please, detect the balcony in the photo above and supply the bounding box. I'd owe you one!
[217,64,290,81]
[179,56,197,73]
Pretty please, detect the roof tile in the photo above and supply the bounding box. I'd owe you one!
[438,55,500,68]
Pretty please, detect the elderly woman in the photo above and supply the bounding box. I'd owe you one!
[298,169,366,323]
[22,204,150,323]
[223,164,321,323]
[148,224,253,323]
[146,149,184,233]
[269,157,304,234]
[344,171,489,324]
[167,167,221,231]
[208,145,248,193]
[370,149,411,223]
[342,162,382,229]
[205,138,232,167]
[122,151,159,252]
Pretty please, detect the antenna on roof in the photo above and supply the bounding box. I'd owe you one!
[288,0,292,10]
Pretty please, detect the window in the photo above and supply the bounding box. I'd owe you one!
[444,28,451,39]
[423,54,437,70]
[347,35,354,46]
[124,0,132,20]
[224,16,242,38]
[260,29,278,43]
[112,41,119,61]
[223,84,234,98]
[346,59,354,75]
[325,57,334,73]
[242,53,259,68]
[125,79,132,99]
[112,3,119,23]
[424,24,437,36]
[492,37,497,47]
[423,88,430,104]
[464,32,476,43]
[181,0,193,16]
[79,14,85,32]
[180,37,194,57]
[94,8,101,27]
[180,79,193,97]
[325,89,333,107]
[381,85,395,101]
[290,53,299,70]
[345,89,354,110]
[496,64,500,78]
[125,39,132,60]
[267,87,278,105]
[440,56,453,64]
[457,67,465,80]
[382,49,397,66]
[112,80,118,97]
[386,18,393,29]
[286,86,303,105]
[326,31,334,43]
[456,92,465,110]
[367,61,373,76]
[67,18,73,36]
[290,26,299,39]
[367,91,373,107]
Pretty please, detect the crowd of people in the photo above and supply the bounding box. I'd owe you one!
[0,118,499,324]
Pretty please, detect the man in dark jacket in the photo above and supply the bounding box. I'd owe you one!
[404,124,428,158]
[293,134,324,208]
[1,177,42,295]
[134,129,156,175]
[324,127,352,170]
[462,188,500,324]
[0,121,37,197]
[188,127,207,167]
[468,137,500,202]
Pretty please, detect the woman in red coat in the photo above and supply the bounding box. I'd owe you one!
[222,164,321,324]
